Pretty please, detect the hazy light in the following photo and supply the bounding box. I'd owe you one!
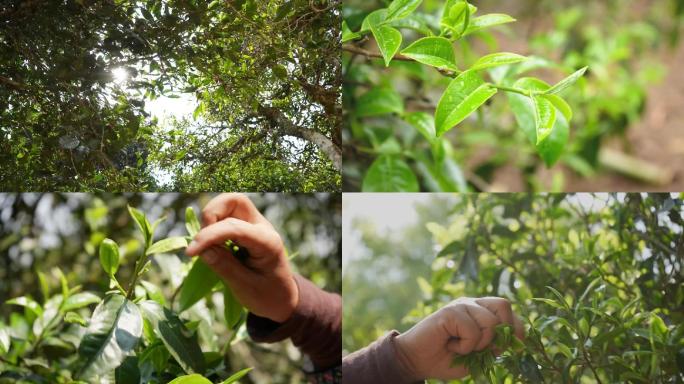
[112,67,128,84]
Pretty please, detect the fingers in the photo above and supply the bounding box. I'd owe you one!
[198,245,248,281]
[443,306,482,355]
[444,297,523,356]
[475,296,525,340]
[186,218,264,257]
[201,193,266,226]
[476,297,514,326]
[463,304,500,351]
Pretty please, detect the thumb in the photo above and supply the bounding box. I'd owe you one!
[198,245,250,282]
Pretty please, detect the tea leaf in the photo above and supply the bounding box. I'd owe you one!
[185,207,201,238]
[545,66,588,95]
[99,238,120,277]
[362,156,419,192]
[77,294,142,381]
[371,24,403,67]
[178,260,221,313]
[146,237,189,256]
[435,70,497,136]
[401,37,458,71]
[386,0,423,21]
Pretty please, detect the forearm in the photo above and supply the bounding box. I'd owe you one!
[246,274,342,371]
[342,331,422,384]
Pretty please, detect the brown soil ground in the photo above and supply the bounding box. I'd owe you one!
[560,43,684,192]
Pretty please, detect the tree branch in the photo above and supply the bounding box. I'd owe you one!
[259,105,341,171]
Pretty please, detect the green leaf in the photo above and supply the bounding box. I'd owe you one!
[146,237,189,255]
[6,296,43,317]
[178,260,221,313]
[168,374,212,384]
[342,20,361,43]
[508,78,569,166]
[469,52,527,71]
[0,323,11,354]
[532,95,556,145]
[400,37,458,71]
[223,284,245,329]
[99,238,120,277]
[128,206,151,245]
[139,341,170,374]
[463,13,516,36]
[221,368,253,384]
[543,94,573,122]
[140,280,166,305]
[77,294,143,381]
[139,301,206,374]
[64,311,87,326]
[360,9,387,32]
[115,356,140,384]
[386,0,423,21]
[62,292,100,312]
[435,70,497,136]
[404,112,436,140]
[370,24,402,66]
[545,66,588,95]
[37,271,50,303]
[546,286,571,309]
[356,87,404,117]
[441,1,474,36]
[362,156,419,192]
[436,241,461,258]
[185,206,201,238]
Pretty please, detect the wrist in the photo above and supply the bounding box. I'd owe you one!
[394,332,424,381]
[269,274,299,323]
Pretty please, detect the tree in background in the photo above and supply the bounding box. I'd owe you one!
[0,0,340,192]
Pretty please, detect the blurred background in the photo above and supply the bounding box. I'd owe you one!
[343,0,684,191]
[342,193,683,381]
[0,193,341,383]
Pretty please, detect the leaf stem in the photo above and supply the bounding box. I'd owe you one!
[492,84,530,96]
[126,244,150,299]
[342,44,460,76]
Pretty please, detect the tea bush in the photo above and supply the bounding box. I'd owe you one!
[0,193,341,383]
[343,0,587,191]
[344,193,684,383]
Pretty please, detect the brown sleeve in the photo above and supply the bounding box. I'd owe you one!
[341,331,423,384]
[246,274,342,371]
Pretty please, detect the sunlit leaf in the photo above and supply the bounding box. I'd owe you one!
[435,70,497,136]
[77,294,142,381]
[400,37,458,71]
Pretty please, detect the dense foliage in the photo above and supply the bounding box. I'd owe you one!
[0,193,341,383]
[343,193,684,383]
[0,0,341,192]
[342,0,683,191]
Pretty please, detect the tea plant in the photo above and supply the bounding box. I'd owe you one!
[343,0,587,191]
[0,205,250,383]
[344,193,684,383]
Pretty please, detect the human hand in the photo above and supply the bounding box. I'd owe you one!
[185,193,298,323]
[394,297,524,381]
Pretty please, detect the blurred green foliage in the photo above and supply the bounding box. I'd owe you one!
[343,193,684,382]
[0,193,341,383]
